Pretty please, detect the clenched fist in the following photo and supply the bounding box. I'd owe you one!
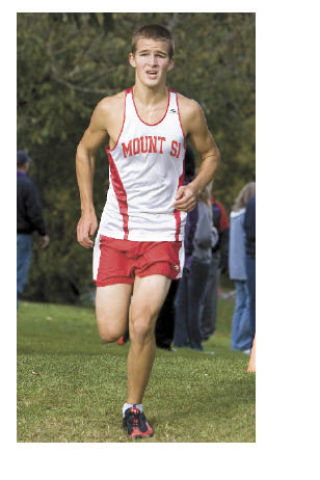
[173,185,196,212]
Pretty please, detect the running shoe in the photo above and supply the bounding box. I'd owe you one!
[123,407,153,439]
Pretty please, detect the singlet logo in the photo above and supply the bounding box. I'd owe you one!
[121,136,182,159]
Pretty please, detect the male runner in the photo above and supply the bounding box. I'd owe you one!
[76,24,220,439]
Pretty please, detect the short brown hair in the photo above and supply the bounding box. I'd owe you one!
[131,24,174,59]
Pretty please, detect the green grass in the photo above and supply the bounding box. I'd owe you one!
[17,296,255,442]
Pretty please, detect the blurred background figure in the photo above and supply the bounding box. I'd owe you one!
[200,191,229,342]
[17,150,50,305]
[228,182,255,352]
[155,144,195,351]
[244,191,256,345]
[174,161,218,351]
[155,280,179,351]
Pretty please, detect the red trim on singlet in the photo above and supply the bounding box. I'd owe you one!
[174,158,185,241]
[106,89,129,153]
[130,86,171,126]
[175,91,186,139]
[106,150,129,240]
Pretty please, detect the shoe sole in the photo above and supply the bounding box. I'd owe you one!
[124,425,153,439]
[130,432,153,439]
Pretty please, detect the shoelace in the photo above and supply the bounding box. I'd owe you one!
[128,408,141,428]
[133,416,139,427]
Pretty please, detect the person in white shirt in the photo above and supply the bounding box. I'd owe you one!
[76,24,220,439]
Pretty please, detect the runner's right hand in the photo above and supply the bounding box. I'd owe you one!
[77,211,98,248]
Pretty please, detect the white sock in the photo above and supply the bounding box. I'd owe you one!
[122,403,143,417]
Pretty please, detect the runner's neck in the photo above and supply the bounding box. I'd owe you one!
[132,83,168,108]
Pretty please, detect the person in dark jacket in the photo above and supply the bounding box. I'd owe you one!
[17,150,49,303]
[173,182,218,351]
[244,194,256,341]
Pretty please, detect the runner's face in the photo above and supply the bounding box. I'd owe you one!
[129,38,174,87]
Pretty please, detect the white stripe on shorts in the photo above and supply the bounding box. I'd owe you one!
[92,234,101,281]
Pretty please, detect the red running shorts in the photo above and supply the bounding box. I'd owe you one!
[93,235,185,287]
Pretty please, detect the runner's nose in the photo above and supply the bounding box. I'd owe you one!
[149,55,158,66]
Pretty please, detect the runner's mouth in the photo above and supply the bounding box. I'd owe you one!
[146,71,158,78]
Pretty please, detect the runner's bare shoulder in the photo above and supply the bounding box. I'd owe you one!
[93,91,125,127]
[177,93,204,135]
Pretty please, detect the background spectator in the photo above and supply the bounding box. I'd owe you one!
[174,183,218,351]
[200,193,229,341]
[17,150,49,304]
[229,182,255,352]
[155,280,180,351]
[244,193,256,344]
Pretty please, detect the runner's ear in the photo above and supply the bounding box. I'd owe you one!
[128,53,136,68]
[167,57,174,72]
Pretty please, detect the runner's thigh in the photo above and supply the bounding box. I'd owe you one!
[96,283,133,341]
[130,275,172,325]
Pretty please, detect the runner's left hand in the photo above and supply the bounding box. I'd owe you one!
[173,185,196,212]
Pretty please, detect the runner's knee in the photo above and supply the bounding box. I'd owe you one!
[97,323,123,343]
[130,307,157,343]
[96,310,126,343]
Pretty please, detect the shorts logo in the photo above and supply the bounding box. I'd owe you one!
[169,108,177,113]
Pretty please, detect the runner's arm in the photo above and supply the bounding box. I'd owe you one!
[174,100,220,211]
[188,102,220,195]
[76,101,108,248]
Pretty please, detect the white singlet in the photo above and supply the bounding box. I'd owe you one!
[97,87,187,242]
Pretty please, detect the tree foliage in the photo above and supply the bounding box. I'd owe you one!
[17,12,255,303]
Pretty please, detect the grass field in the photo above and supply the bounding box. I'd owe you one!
[17,295,255,443]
